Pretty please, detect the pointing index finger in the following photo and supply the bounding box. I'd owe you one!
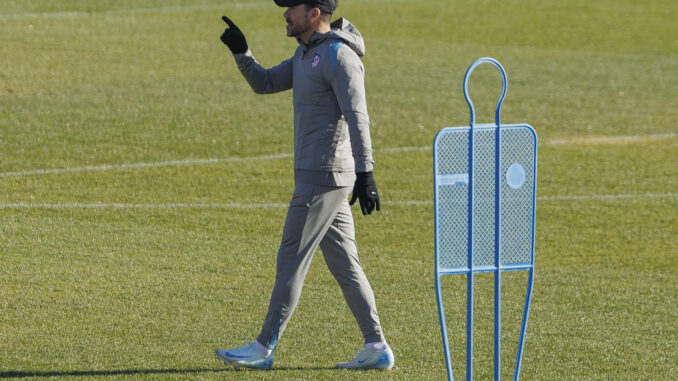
[221,15,236,28]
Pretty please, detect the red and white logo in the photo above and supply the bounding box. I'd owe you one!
[311,53,321,68]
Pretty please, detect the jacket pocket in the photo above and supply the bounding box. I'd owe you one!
[320,119,352,171]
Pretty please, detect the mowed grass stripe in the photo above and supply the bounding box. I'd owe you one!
[1,193,676,209]
[1,133,674,178]
[0,0,401,19]
[0,1,270,19]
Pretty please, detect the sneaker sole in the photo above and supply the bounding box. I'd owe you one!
[335,361,394,370]
[336,364,394,370]
[215,350,273,370]
[335,352,394,370]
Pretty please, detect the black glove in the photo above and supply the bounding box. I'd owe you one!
[220,16,248,54]
[349,172,381,215]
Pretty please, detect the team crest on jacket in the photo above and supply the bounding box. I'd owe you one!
[311,53,321,68]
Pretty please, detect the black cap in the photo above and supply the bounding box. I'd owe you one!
[274,0,338,14]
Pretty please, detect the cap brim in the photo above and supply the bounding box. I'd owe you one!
[274,0,306,7]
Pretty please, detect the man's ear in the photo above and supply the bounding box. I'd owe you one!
[310,7,321,22]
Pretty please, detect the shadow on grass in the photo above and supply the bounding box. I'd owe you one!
[0,368,232,378]
[270,366,338,371]
[0,366,338,378]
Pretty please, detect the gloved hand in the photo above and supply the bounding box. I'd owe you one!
[220,16,248,54]
[349,172,381,215]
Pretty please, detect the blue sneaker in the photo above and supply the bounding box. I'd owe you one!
[336,345,395,370]
[215,342,274,370]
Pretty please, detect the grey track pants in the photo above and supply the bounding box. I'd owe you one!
[256,183,385,349]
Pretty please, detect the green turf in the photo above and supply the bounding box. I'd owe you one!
[1,0,676,379]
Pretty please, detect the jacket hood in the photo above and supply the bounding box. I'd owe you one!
[306,18,365,57]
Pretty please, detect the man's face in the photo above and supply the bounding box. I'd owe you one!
[284,5,312,38]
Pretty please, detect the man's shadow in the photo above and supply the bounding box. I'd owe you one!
[0,368,232,379]
[0,366,337,378]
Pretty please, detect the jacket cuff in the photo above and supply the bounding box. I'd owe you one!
[355,160,374,173]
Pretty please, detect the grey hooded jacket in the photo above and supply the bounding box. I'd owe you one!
[233,18,373,187]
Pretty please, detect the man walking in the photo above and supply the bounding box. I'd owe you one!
[215,0,394,371]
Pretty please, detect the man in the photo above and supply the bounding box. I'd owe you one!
[214,0,394,371]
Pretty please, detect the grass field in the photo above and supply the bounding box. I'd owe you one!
[1,0,676,379]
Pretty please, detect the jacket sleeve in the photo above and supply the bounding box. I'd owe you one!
[329,44,374,173]
[233,50,293,94]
